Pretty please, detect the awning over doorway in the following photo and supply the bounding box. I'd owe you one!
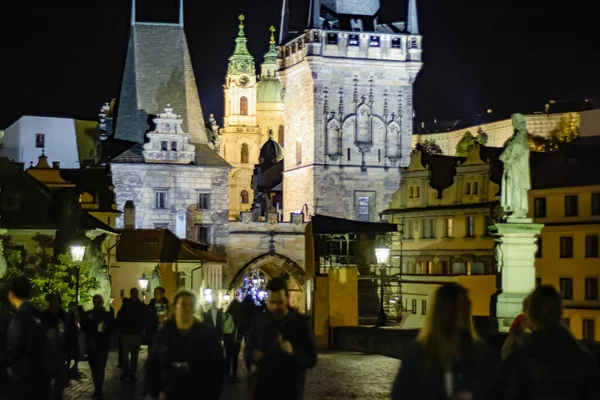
[310,214,398,234]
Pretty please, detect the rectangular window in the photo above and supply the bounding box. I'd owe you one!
[155,191,167,209]
[377,149,381,162]
[441,261,449,275]
[347,148,351,161]
[565,195,578,217]
[197,225,211,244]
[466,216,475,237]
[197,193,211,210]
[563,318,570,329]
[154,223,169,229]
[161,141,168,151]
[534,197,547,218]
[296,141,302,165]
[483,215,492,236]
[421,218,435,239]
[391,37,402,49]
[445,218,453,237]
[585,235,599,258]
[560,237,573,258]
[535,237,542,258]
[35,133,45,148]
[403,220,413,239]
[411,299,417,314]
[421,300,427,315]
[585,277,599,300]
[592,193,600,215]
[559,277,573,300]
[348,34,359,46]
[357,197,370,222]
[170,141,177,151]
[464,182,471,195]
[465,181,478,195]
[583,319,595,341]
[408,185,420,199]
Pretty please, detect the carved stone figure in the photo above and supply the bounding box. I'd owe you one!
[500,114,531,220]
[151,266,162,292]
[96,267,112,309]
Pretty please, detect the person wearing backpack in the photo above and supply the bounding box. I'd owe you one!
[224,298,243,378]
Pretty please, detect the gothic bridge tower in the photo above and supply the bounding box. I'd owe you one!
[278,0,423,221]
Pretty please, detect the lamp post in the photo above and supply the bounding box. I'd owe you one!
[70,244,86,306]
[375,246,390,327]
[139,273,149,301]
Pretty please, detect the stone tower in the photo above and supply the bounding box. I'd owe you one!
[115,0,208,145]
[221,15,262,220]
[278,0,423,221]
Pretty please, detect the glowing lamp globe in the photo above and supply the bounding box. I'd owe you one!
[70,245,86,262]
[375,247,390,265]
[223,293,231,302]
[138,273,149,291]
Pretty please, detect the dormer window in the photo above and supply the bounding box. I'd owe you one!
[391,37,402,49]
[409,185,420,199]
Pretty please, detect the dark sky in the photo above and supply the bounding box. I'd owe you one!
[1,0,598,129]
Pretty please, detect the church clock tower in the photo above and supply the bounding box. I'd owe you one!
[221,15,262,220]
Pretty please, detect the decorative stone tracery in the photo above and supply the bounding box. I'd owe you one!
[143,105,196,164]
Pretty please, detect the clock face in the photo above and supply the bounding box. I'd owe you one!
[239,75,250,87]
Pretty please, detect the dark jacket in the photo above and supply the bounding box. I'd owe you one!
[203,307,224,336]
[40,308,68,371]
[81,308,114,351]
[391,340,499,400]
[146,298,169,344]
[498,326,600,400]
[117,298,148,335]
[1,302,47,383]
[246,308,318,400]
[145,320,225,399]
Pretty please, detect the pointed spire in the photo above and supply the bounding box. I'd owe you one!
[308,0,321,29]
[263,26,278,67]
[131,0,136,26]
[179,0,184,27]
[279,0,290,44]
[407,0,419,35]
[228,15,255,75]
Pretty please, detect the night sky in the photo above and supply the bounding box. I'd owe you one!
[1,0,598,130]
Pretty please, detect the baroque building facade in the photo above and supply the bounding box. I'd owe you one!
[221,17,285,220]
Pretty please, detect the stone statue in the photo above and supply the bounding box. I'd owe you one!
[500,114,531,220]
[151,266,162,292]
[97,266,112,309]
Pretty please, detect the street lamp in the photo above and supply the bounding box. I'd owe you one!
[375,246,390,327]
[204,287,213,304]
[139,273,149,300]
[70,244,87,306]
[223,293,231,302]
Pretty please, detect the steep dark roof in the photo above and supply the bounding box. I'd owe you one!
[114,24,207,145]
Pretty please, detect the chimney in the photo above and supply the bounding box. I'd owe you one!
[53,162,60,169]
[124,200,136,229]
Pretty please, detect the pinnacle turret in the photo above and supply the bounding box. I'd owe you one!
[228,15,256,76]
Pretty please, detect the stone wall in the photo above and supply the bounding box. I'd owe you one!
[111,163,229,251]
[279,56,418,221]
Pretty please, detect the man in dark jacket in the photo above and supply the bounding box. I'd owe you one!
[499,285,600,399]
[117,287,148,381]
[41,294,68,400]
[1,277,49,399]
[246,277,317,400]
[146,287,169,351]
[82,295,114,400]
[145,290,225,399]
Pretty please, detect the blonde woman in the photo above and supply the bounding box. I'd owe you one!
[391,284,498,400]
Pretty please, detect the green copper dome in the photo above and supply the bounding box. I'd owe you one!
[257,78,283,103]
[259,130,284,164]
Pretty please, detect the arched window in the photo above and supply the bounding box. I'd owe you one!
[278,125,285,147]
[241,143,249,164]
[241,190,249,204]
[240,96,248,116]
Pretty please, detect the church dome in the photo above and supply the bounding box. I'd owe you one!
[259,130,284,164]
[257,78,283,103]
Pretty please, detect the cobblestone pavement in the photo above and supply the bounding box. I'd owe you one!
[59,349,399,399]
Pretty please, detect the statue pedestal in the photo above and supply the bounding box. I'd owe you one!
[494,220,543,331]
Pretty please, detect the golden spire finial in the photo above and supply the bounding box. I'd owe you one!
[269,25,276,45]
[239,14,245,27]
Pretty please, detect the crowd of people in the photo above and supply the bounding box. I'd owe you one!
[0,272,598,400]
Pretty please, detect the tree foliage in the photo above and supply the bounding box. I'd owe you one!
[418,139,444,155]
[455,129,489,157]
[1,236,98,310]
[528,114,580,152]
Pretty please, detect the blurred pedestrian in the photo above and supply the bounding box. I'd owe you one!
[391,283,498,400]
[146,287,170,352]
[41,294,68,400]
[0,277,49,400]
[145,290,225,399]
[82,294,114,400]
[246,277,317,400]
[501,296,532,361]
[240,294,259,373]
[117,288,148,381]
[202,302,224,339]
[498,285,600,399]
[224,298,243,378]
[64,301,80,377]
